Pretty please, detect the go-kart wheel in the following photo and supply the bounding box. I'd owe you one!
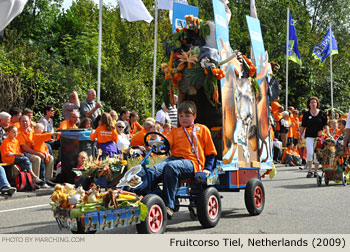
[197,187,221,228]
[324,174,329,186]
[71,218,97,234]
[136,194,167,234]
[341,173,347,186]
[144,132,170,155]
[245,178,265,216]
[316,174,322,187]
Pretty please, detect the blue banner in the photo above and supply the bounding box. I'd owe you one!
[287,12,302,65]
[312,27,338,63]
[172,2,198,33]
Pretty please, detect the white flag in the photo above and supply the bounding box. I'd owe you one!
[118,0,153,23]
[157,0,172,10]
[0,0,28,31]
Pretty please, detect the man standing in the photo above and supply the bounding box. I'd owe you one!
[62,91,80,120]
[156,103,171,132]
[80,89,102,128]
[167,95,178,128]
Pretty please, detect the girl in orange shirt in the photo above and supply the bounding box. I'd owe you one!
[90,112,119,159]
[0,126,41,184]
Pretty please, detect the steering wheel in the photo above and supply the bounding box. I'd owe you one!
[144,131,170,155]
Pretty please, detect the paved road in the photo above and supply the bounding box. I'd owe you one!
[0,164,349,234]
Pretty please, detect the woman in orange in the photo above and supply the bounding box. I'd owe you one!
[128,112,143,138]
[0,126,41,184]
[90,112,119,159]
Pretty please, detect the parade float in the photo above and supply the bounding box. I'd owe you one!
[51,0,278,234]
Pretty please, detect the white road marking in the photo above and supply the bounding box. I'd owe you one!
[0,204,49,214]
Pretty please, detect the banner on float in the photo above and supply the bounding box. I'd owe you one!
[246,15,273,169]
[213,0,238,171]
[172,2,198,32]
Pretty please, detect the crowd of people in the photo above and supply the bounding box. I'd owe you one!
[271,96,348,178]
[0,89,178,197]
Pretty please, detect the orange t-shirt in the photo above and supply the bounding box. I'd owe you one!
[271,100,281,114]
[167,124,217,173]
[32,133,53,154]
[129,121,143,138]
[281,147,293,164]
[17,127,34,149]
[0,137,21,164]
[9,121,20,128]
[58,120,78,140]
[273,111,282,131]
[130,128,148,147]
[90,125,118,144]
[292,117,299,139]
[270,126,275,139]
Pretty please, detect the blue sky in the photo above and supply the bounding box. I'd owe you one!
[62,0,117,9]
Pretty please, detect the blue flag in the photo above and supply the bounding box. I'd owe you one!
[287,13,302,65]
[312,27,338,63]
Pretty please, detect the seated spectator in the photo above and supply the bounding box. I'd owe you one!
[149,124,161,141]
[79,118,93,129]
[0,126,41,184]
[33,123,60,164]
[110,110,118,126]
[116,120,130,152]
[129,112,143,138]
[17,115,43,182]
[58,111,79,131]
[22,108,36,128]
[162,123,172,138]
[39,105,60,151]
[39,105,55,133]
[0,112,11,144]
[281,142,302,166]
[0,165,16,196]
[130,119,154,151]
[90,112,119,159]
[9,107,22,128]
[62,91,80,120]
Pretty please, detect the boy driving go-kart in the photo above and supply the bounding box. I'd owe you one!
[132,101,217,219]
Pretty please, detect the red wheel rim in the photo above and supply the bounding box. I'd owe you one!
[254,186,263,208]
[207,195,219,219]
[147,205,163,233]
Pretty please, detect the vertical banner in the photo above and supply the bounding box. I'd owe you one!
[246,16,273,169]
[214,0,259,172]
[172,2,198,32]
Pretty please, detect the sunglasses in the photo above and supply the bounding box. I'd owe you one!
[117,126,125,129]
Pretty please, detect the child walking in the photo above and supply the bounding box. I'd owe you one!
[133,101,217,219]
[0,126,42,184]
[90,112,119,159]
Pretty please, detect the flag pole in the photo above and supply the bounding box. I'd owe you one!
[152,1,159,118]
[97,0,102,102]
[285,7,289,109]
[329,21,333,110]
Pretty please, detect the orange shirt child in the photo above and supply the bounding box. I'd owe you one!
[130,128,148,147]
[32,132,53,163]
[0,136,22,164]
[129,121,143,138]
[90,124,118,144]
[281,146,294,164]
[167,124,217,173]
